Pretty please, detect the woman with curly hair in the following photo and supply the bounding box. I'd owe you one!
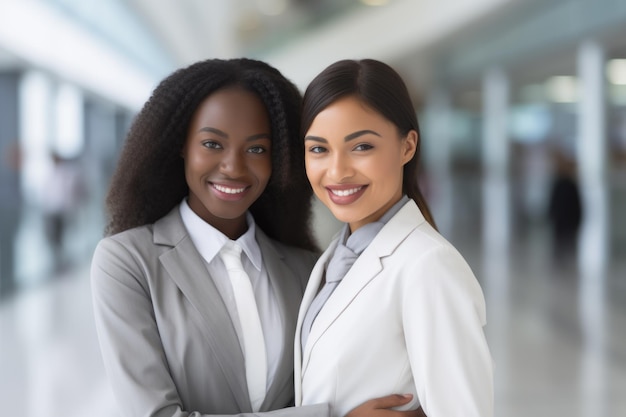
[90,58,327,417]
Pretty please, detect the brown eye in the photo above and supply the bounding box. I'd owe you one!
[308,146,327,153]
[202,140,222,149]
[247,146,267,154]
[353,143,373,151]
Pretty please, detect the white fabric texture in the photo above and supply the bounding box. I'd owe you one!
[220,241,267,412]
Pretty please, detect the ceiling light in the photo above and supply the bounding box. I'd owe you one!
[607,59,626,85]
[545,76,578,103]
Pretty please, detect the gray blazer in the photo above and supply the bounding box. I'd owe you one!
[91,207,329,417]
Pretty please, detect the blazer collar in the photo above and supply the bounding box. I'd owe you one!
[299,200,425,374]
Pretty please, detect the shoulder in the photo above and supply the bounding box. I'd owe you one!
[90,223,165,293]
[264,234,320,268]
[93,224,157,263]
[256,229,320,279]
[385,217,477,283]
[402,222,472,273]
[388,200,466,262]
[274,239,320,266]
[273,240,319,291]
[397,224,486,309]
[94,206,184,262]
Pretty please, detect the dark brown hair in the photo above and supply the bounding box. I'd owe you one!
[301,58,436,229]
[105,58,318,251]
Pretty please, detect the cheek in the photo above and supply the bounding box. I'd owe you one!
[305,159,327,191]
[367,153,404,185]
[255,157,272,183]
[304,157,317,181]
[185,155,199,172]
[182,154,196,178]
[184,147,208,168]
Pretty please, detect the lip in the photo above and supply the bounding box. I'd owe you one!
[325,184,367,205]
[210,181,250,201]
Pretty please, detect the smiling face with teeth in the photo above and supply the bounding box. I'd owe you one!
[304,95,417,233]
[182,86,272,239]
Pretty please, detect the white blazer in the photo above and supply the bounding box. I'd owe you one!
[294,200,494,417]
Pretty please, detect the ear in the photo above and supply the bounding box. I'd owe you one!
[401,130,418,165]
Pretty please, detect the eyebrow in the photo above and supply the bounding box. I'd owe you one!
[345,130,381,141]
[199,127,270,141]
[304,129,381,143]
[199,127,228,138]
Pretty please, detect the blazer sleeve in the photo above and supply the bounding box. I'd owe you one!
[401,245,494,417]
[91,237,329,417]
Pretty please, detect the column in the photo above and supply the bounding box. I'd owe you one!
[423,88,454,237]
[0,71,22,297]
[18,71,56,283]
[83,98,118,241]
[53,83,84,159]
[577,40,609,415]
[482,67,511,259]
[576,40,609,275]
[51,83,86,268]
[481,66,512,397]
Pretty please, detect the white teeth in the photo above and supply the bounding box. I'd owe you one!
[330,187,362,197]
[213,184,246,194]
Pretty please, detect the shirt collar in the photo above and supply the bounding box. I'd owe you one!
[340,195,410,255]
[179,199,262,270]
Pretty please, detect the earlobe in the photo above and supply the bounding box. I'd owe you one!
[402,130,418,164]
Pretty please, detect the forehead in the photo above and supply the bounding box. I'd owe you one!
[307,96,393,134]
[190,86,270,130]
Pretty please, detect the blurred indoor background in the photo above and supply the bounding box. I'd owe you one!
[0,0,625,416]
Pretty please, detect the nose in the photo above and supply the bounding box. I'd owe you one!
[220,148,246,177]
[327,152,354,182]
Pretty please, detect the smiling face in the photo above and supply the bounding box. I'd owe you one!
[304,95,416,232]
[182,86,272,238]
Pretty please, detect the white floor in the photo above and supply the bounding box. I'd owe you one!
[1,232,625,417]
[0,266,119,417]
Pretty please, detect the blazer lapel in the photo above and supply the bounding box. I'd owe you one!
[300,201,425,376]
[154,208,250,411]
[294,240,336,403]
[255,230,304,409]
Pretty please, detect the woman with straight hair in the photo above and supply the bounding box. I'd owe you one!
[295,59,494,417]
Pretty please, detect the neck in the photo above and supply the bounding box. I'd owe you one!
[217,218,248,240]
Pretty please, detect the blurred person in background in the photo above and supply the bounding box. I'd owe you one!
[547,150,582,262]
[295,59,493,417]
[41,150,85,273]
[90,58,416,417]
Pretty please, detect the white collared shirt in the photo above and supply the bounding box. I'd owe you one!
[179,199,283,390]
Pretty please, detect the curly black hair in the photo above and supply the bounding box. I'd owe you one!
[105,58,318,251]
